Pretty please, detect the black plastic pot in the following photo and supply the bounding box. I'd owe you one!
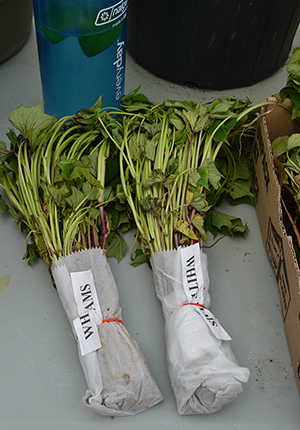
[127,0,300,89]
[0,0,33,63]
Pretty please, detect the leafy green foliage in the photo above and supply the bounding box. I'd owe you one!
[271,47,300,261]
[0,88,271,270]
[280,47,300,119]
[117,90,261,264]
[272,133,300,260]
[0,99,134,267]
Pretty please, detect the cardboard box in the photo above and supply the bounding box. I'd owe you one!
[252,99,300,394]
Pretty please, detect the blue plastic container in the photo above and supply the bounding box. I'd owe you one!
[33,0,128,117]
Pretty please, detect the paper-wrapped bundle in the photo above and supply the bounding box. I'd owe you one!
[151,243,249,415]
[51,247,163,416]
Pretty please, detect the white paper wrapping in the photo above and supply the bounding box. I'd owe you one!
[51,248,163,416]
[151,244,250,415]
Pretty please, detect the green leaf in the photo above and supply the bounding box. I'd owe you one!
[272,136,289,157]
[103,185,114,203]
[128,133,140,161]
[106,231,127,262]
[191,214,207,242]
[8,103,56,146]
[162,99,196,110]
[143,122,162,136]
[116,183,128,204]
[144,169,166,188]
[280,88,300,117]
[120,87,153,110]
[168,157,179,174]
[168,112,185,131]
[211,117,238,143]
[190,193,211,213]
[79,167,103,188]
[288,133,300,150]
[227,178,254,201]
[210,210,234,230]
[64,186,86,209]
[140,196,162,217]
[204,209,246,237]
[139,133,156,161]
[209,99,232,119]
[292,104,300,120]
[0,275,9,293]
[273,158,289,186]
[0,195,9,213]
[77,96,103,119]
[231,223,248,235]
[286,47,300,80]
[23,242,40,266]
[188,171,200,188]
[174,130,187,148]
[182,103,209,133]
[81,182,100,201]
[201,159,223,190]
[130,248,148,266]
[197,167,210,189]
[175,220,199,241]
[235,158,251,181]
[0,140,10,162]
[290,149,300,169]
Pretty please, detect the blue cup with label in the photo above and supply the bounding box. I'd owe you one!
[32,0,128,118]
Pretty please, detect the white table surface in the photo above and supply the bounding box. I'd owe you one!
[0,22,300,430]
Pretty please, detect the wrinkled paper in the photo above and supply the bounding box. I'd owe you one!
[151,243,250,415]
[51,248,163,416]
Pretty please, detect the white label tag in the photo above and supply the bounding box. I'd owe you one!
[195,306,232,341]
[73,310,102,356]
[180,243,204,302]
[70,270,103,324]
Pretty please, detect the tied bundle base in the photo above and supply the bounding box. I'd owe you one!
[51,247,163,417]
[151,245,250,415]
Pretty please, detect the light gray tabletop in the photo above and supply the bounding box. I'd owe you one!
[0,21,300,430]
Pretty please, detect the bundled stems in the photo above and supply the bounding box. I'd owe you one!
[0,100,133,267]
[113,92,287,263]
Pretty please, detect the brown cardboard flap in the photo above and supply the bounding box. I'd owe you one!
[252,101,300,395]
[265,98,300,142]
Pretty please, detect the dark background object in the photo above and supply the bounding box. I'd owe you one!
[127,0,300,89]
[0,0,33,63]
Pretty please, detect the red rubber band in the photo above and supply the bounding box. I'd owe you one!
[182,302,205,309]
[102,318,123,325]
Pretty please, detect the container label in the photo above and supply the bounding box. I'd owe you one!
[95,0,128,27]
[114,40,125,100]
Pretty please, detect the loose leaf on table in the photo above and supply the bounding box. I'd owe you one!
[204,209,247,237]
[0,275,9,293]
